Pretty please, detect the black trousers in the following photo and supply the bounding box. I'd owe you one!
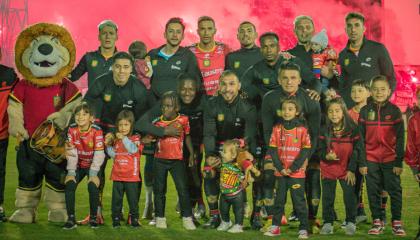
[0,138,8,205]
[144,153,155,187]
[366,161,402,221]
[17,140,66,190]
[112,181,141,220]
[65,168,100,217]
[322,178,357,224]
[184,144,203,205]
[354,168,364,208]
[153,158,192,218]
[203,168,220,212]
[272,177,308,231]
[220,191,244,225]
[306,168,321,219]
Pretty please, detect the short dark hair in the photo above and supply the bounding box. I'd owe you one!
[165,17,185,32]
[177,73,199,93]
[278,61,301,75]
[351,79,370,91]
[74,101,95,116]
[238,21,256,32]
[259,32,279,45]
[128,41,147,60]
[161,91,180,111]
[370,75,390,88]
[198,16,215,26]
[116,110,135,135]
[113,51,134,67]
[345,12,365,24]
[281,97,301,114]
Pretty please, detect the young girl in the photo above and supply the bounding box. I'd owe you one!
[264,99,310,239]
[317,97,366,235]
[105,110,144,228]
[152,91,196,230]
[217,139,260,233]
[405,86,420,240]
[63,102,105,229]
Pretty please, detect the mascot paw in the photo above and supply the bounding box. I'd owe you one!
[9,208,36,223]
[48,209,67,223]
[47,112,67,130]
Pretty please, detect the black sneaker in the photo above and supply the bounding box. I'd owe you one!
[203,214,220,229]
[89,216,98,229]
[131,218,140,228]
[0,208,7,222]
[250,214,263,230]
[288,211,298,222]
[113,217,121,228]
[415,230,420,240]
[63,216,77,230]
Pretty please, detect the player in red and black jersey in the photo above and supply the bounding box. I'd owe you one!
[189,16,230,96]
[63,102,105,229]
[317,97,366,235]
[359,76,406,236]
[0,48,17,221]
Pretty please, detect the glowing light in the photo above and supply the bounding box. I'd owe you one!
[410,70,416,75]
[412,77,418,83]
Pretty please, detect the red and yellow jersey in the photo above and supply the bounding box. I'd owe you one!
[154,114,190,160]
[348,108,360,124]
[269,124,311,178]
[67,123,104,169]
[0,65,17,139]
[111,135,143,182]
[9,78,81,136]
[189,42,230,96]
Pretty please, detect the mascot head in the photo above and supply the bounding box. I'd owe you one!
[15,23,76,87]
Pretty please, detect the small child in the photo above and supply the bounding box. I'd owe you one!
[63,102,105,229]
[105,110,144,228]
[311,29,340,96]
[217,139,260,233]
[359,75,406,236]
[404,86,420,240]
[152,91,196,230]
[318,97,366,235]
[128,40,153,89]
[264,99,310,239]
[348,79,370,224]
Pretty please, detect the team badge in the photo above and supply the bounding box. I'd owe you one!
[368,109,375,121]
[203,59,211,67]
[293,138,298,143]
[276,109,282,117]
[263,78,270,85]
[88,141,94,148]
[152,60,158,66]
[53,95,62,108]
[234,61,240,69]
[91,60,98,67]
[292,184,301,189]
[104,94,112,102]
[217,113,224,122]
[344,58,350,66]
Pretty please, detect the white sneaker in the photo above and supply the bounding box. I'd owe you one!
[148,217,156,225]
[320,223,333,234]
[182,217,196,230]
[345,222,356,235]
[193,204,206,219]
[156,217,167,229]
[217,220,232,231]
[227,224,243,233]
[298,229,309,239]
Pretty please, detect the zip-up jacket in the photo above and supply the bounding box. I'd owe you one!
[405,110,420,171]
[224,46,264,81]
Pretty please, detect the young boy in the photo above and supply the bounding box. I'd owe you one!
[404,86,420,240]
[0,47,17,222]
[347,79,370,224]
[359,75,406,236]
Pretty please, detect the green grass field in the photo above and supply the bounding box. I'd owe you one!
[0,138,418,239]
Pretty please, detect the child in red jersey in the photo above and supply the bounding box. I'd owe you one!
[105,110,144,228]
[264,99,310,239]
[404,86,420,240]
[152,91,196,230]
[347,79,371,224]
[63,102,105,230]
[318,97,366,235]
[359,75,406,236]
[129,40,153,89]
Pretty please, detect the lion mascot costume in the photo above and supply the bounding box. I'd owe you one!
[7,23,82,223]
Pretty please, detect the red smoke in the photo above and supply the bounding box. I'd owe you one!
[1,0,418,88]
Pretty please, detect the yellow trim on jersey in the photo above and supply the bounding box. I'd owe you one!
[18,184,42,191]
[160,114,181,124]
[65,91,82,105]
[9,93,23,104]
[45,182,65,192]
[197,42,217,53]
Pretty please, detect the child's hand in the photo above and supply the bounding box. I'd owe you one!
[104,133,115,146]
[64,175,76,184]
[345,171,356,186]
[115,132,124,140]
[163,125,181,137]
[393,167,403,176]
[88,176,100,187]
[206,155,221,168]
[280,169,290,176]
[188,153,195,167]
[326,151,339,161]
[359,167,368,176]
[251,167,261,177]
